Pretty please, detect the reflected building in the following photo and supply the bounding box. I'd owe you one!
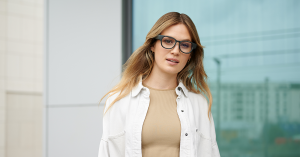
[210,82,300,140]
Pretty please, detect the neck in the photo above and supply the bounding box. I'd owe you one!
[143,67,178,90]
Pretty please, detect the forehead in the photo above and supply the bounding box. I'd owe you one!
[160,23,191,41]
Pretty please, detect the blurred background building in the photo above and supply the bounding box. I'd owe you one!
[0,0,299,157]
[0,0,44,156]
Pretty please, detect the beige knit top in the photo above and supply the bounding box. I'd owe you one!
[141,84,181,157]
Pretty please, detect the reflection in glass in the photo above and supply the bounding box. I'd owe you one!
[133,1,300,156]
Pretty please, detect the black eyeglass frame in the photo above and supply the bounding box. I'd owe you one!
[154,35,197,54]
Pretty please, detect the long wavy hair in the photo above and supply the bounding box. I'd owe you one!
[100,12,213,118]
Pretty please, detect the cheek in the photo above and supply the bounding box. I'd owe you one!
[154,48,167,61]
[154,51,165,63]
[182,55,190,64]
[152,41,161,52]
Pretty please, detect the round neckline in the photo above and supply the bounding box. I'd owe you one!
[142,83,176,91]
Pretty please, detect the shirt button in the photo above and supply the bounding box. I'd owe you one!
[181,110,184,112]
[196,129,198,132]
[185,133,188,136]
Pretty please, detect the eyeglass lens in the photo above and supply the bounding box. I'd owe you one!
[161,36,192,53]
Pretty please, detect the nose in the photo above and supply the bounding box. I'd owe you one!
[171,41,180,55]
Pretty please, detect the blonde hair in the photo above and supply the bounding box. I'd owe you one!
[100,12,213,118]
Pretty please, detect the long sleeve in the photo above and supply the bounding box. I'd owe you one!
[98,138,109,157]
[212,143,220,157]
[98,96,112,157]
[209,113,221,157]
[98,92,127,157]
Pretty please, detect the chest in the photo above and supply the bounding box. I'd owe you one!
[106,92,213,157]
[141,90,181,147]
[124,92,199,156]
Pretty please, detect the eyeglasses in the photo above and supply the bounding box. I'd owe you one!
[154,35,197,54]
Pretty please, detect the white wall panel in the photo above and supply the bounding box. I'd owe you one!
[48,106,104,157]
[47,0,121,105]
[46,0,122,156]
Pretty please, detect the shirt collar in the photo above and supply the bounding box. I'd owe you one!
[131,79,145,97]
[176,81,189,97]
[131,78,189,97]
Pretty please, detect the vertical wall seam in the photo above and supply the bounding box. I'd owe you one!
[44,0,49,156]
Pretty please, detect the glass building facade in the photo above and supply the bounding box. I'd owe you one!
[132,1,300,157]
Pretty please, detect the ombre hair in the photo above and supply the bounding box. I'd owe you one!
[100,12,213,118]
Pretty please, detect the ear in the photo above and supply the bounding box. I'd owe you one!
[150,43,156,52]
[150,46,154,52]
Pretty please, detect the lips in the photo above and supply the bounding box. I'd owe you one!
[166,58,179,63]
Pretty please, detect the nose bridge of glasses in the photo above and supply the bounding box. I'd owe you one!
[169,40,180,54]
[174,39,181,47]
[173,40,181,49]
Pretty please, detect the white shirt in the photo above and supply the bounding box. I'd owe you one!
[98,80,221,157]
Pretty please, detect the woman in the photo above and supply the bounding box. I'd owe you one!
[98,12,220,157]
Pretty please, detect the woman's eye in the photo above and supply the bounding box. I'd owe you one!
[181,43,190,48]
[164,40,173,44]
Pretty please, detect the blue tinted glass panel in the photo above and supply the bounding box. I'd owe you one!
[133,1,300,157]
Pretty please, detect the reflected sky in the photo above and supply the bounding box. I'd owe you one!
[133,0,300,83]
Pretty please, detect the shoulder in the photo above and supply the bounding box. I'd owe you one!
[103,92,119,113]
[188,91,208,106]
[104,91,131,115]
[187,91,210,116]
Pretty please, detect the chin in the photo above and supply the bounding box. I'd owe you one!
[154,63,184,76]
[163,68,182,75]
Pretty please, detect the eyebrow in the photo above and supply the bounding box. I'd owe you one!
[180,38,192,42]
[165,35,191,42]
